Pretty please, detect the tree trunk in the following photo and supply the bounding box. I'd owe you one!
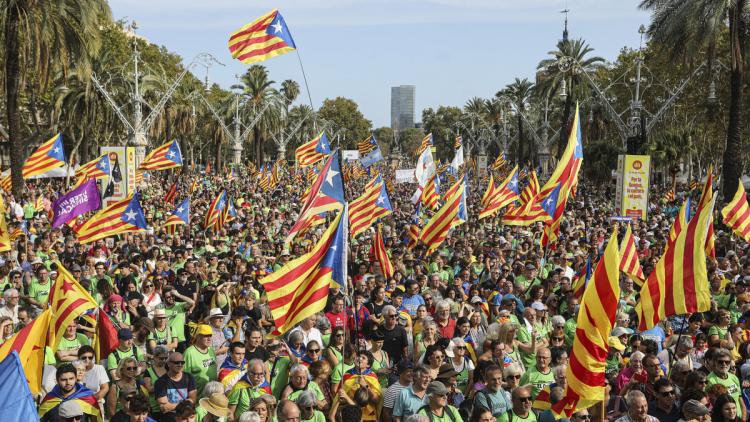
[254,126,263,166]
[723,13,744,201]
[559,93,573,158]
[516,114,524,164]
[5,3,24,198]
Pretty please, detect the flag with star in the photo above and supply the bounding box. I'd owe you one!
[205,191,228,231]
[22,133,66,179]
[74,194,148,244]
[48,263,98,349]
[285,152,345,244]
[138,139,183,171]
[295,132,331,168]
[228,9,296,65]
[164,198,190,229]
[75,154,111,182]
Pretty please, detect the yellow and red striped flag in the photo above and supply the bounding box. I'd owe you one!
[349,179,381,238]
[0,308,51,394]
[519,170,539,205]
[490,153,507,171]
[420,175,440,210]
[21,133,66,179]
[0,175,12,193]
[420,178,466,252]
[620,224,645,285]
[479,166,520,220]
[228,9,297,65]
[373,224,394,279]
[139,139,182,171]
[260,208,347,336]
[74,194,148,244]
[480,173,497,209]
[0,196,12,252]
[204,191,227,231]
[552,231,620,417]
[417,133,433,155]
[295,132,330,168]
[722,181,750,242]
[358,136,377,156]
[697,170,716,259]
[669,197,691,243]
[636,195,715,331]
[75,154,111,181]
[48,263,98,349]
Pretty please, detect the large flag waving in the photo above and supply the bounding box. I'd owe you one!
[75,153,111,181]
[480,166,520,220]
[697,169,716,258]
[420,177,467,252]
[48,263,98,349]
[0,309,51,394]
[722,181,750,242]
[165,198,190,229]
[228,9,296,65]
[261,208,347,336]
[553,231,620,417]
[636,195,715,330]
[74,194,147,244]
[374,224,394,279]
[620,224,645,285]
[204,191,228,231]
[0,351,38,420]
[295,132,331,168]
[22,133,66,179]
[139,139,183,171]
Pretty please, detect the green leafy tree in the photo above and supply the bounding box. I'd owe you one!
[422,106,463,162]
[498,78,534,164]
[317,97,372,149]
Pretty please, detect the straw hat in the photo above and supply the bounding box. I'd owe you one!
[199,393,230,417]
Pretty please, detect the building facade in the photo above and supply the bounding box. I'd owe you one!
[390,85,416,131]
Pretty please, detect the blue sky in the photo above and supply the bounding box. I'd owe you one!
[108,0,650,128]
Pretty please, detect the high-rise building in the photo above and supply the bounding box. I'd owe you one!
[391,85,416,131]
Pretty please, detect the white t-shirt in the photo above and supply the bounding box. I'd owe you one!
[83,364,109,394]
[289,326,323,348]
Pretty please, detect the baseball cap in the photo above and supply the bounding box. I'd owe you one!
[426,381,449,396]
[117,328,133,340]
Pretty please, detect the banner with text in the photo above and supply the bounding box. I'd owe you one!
[615,154,650,220]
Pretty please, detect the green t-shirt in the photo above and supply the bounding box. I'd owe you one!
[301,410,326,422]
[268,356,292,399]
[164,302,189,342]
[511,410,537,422]
[564,319,577,347]
[196,405,227,422]
[708,325,728,341]
[23,203,35,219]
[28,279,51,306]
[149,326,175,347]
[519,365,554,399]
[228,384,269,419]
[287,380,324,402]
[331,362,354,385]
[707,372,742,412]
[184,345,217,395]
[56,333,90,363]
[417,405,463,422]
[516,325,539,370]
[107,346,145,371]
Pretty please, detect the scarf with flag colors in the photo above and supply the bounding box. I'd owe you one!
[218,358,248,392]
[139,139,182,171]
[722,180,750,242]
[21,133,66,179]
[374,224,394,279]
[295,132,330,168]
[552,231,620,418]
[74,194,147,244]
[48,263,98,349]
[636,195,715,331]
[620,224,645,285]
[334,367,381,421]
[0,308,51,394]
[228,9,296,65]
[420,177,467,252]
[39,383,101,422]
[261,207,347,336]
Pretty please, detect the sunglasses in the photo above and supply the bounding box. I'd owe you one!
[660,390,675,396]
[144,284,153,287]
[516,397,532,402]
[577,415,591,420]
[125,366,138,371]
[308,349,321,353]
[509,375,521,379]
[169,361,185,365]
[63,417,82,422]
[81,355,94,361]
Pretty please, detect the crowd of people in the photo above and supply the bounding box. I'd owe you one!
[1,162,748,422]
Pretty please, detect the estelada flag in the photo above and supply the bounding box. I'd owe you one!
[0,309,51,394]
[139,139,182,171]
[48,263,98,349]
[22,133,66,179]
[228,9,296,65]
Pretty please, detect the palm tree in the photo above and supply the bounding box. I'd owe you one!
[500,78,534,164]
[639,0,747,199]
[280,79,300,113]
[241,65,282,165]
[537,38,604,157]
[3,0,111,196]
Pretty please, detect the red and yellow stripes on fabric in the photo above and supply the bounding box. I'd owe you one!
[135,170,145,185]
[0,175,11,193]
[336,370,381,421]
[419,181,465,252]
[374,224,394,279]
[22,133,66,178]
[407,223,421,250]
[228,10,295,65]
[260,211,343,336]
[139,140,181,171]
[697,170,716,259]
[0,196,11,252]
[479,166,519,220]
[552,231,620,418]
[540,104,582,198]
[501,197,551,226]
[491,154,507,171]
[358,136,377,156]
[74,196,140,244]
[417,133,433,155]
[620,224,645,285]
[664,189,675,202]
[519,170,539,205]
[48,264,98,349]
[533,385,552,410]
[349,180,381,238]
[204,192,226,231]
[295,132,326,168]
[636,196,714,331]
[75,154,107,180]
[39,395,102,422]
[722,181,750,242]
[0,308,51,394]
[480,174,497,209]
[420,175,440,210]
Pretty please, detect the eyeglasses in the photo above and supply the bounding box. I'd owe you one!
[63,416,82,422]
[308,349,321,353]
[660,390,675,396]
[718,360,732,366]
[144,284,153,288]
[551,337,564,341]
[125,366,137,371]
[169,361,185,365]
[516,396,532,402]
[576,415,591,420]
[509,374,521,379]
[81,355,94,361]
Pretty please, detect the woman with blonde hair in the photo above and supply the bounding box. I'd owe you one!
[105,356,148,416]
[497,322,523,370]
[414,319,439,362]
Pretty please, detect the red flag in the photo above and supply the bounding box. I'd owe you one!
[95,311,119,360]
[164,182,178,204]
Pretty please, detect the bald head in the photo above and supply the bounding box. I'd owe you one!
[277,399,301,422]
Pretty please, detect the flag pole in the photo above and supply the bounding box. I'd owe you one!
[295,50,315,123]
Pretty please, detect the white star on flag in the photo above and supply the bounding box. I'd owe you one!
[177,207,184,213]
[53,147,60,154]
[326,169,338,186]
[272,21,283,34]
[167,151,175,159]
[125,210,137,221]
[377,195,385,205]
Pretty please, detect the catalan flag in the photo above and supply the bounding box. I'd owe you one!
[75,154,111,181]
[406,204,422,250]
[0,175,11,193]
[163,181,178,204]
[164,198,190,229]
[420,174,441,210]
[479,165,520,220]
[0,309,51,394]
[39,383,101,422]
[139,139,183,171]
[420,177,467,252]
[490,153,507,171]
[358,136,378,156]
[48,263,98,349]
[722,181,750,242]
[552,231,620,418]
[501,183,559,226]
[669,197,692,243]
[218,357,248,393]
[696,169,716,259]
[286,152,344,243]
[74,194,147,244]
[335,368,381,421]
[261,208,347,336]
[571,258,593,301]
[349,178,382,238]
[0,196,12,252]
[204,191,227,231]
[228,9,296,65]
[295,132,331,168]
[417,133,434,155]
[374,224,394,279]
[519,170,540,205]
[636,195,715,331]
[21,133,66,179]
[664,189,675,202]
[480,173,498,209]
[620,224,645,285]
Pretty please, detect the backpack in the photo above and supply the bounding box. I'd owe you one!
[476,389,512,420]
